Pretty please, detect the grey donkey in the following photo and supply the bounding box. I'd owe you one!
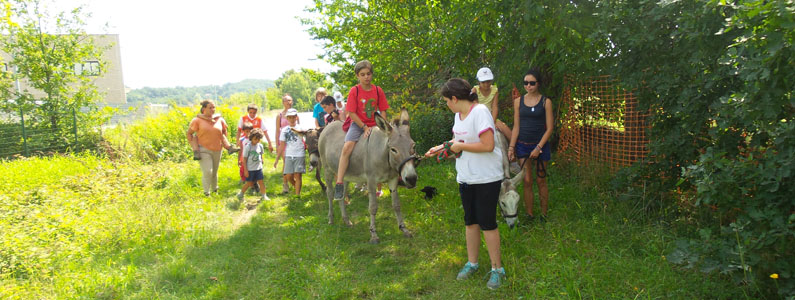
[496,131,523,228]
[317,109,420,244]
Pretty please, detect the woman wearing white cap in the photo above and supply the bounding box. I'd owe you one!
[473,67,512,139]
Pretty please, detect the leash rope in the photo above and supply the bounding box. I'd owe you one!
[436,141,461,162]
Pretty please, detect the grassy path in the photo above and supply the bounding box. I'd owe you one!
[0,153,743,299]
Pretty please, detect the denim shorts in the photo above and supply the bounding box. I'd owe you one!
[246,169,264,182]
[515,141,551,161]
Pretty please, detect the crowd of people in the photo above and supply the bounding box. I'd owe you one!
[184,61,554,290]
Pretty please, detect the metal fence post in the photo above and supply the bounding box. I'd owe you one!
[19,105,29,157]
[72,107,78,147]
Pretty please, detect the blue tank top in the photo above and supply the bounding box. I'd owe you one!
[518,94,546,143]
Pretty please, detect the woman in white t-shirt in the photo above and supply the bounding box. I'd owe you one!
[424,78,506,290]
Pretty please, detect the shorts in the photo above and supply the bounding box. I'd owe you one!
[344,122,365,142]
[459,180,501,230]
[283,156,306,174]
[246,169,264,182]
[515,141,551,161]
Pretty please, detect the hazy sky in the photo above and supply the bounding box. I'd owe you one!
[66,0,333,89]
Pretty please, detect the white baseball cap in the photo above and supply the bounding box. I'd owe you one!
[476,67,494,82]
[285,108,298,117]
[333,91,344,102]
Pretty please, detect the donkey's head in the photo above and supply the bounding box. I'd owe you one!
[499,169,524,229]
[301,128,323,171]
[374,108,419,189]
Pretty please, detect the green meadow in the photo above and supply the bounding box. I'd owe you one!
[0,150,745,299]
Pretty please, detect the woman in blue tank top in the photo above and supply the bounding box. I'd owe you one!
[507,69,554,223]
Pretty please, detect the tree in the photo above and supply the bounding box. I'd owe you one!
[273,68,332,111]
[223,91,268,111]
[0,0,105,131]
[303,0,605,108]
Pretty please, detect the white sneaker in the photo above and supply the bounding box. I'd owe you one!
[236,192,244,200]
[262,193,270,201]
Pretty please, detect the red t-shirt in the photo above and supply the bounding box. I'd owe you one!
[345,84,389,127]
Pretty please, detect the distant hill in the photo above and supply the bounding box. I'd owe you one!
[126,79,275,105]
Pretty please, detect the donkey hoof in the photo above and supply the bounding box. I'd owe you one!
[369,238,380,244]
[344,220,353,227]
[403,231,414,238]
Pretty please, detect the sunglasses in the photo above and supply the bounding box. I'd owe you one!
[523,81,538,86]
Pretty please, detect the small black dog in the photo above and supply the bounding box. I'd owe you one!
[421,186,437,200]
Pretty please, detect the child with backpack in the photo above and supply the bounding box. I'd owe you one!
[333,60,390,201]
[238,128,270,202]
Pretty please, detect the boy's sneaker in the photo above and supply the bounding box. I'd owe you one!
[193,150,201,161]
[456,262,478,280]
[262,193,270,201]
[486,268,506,289]
[236,192,244,201]
[204,192,211,197]
[227,146,240,155]
[334,183,345,200]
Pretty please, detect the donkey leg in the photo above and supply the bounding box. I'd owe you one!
[340,182,352,226]
[367,182,380,244]
[391,188,413,238]
[325,172,335,224]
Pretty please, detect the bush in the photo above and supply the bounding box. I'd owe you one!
[104,104,243,162]
[603,0,795,297]
[403,102,453,155]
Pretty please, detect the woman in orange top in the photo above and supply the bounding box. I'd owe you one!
[186,100,233,196]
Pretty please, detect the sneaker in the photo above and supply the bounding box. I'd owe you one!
[262,193,270,201]
[539,214,547,223]
[204,192,210,197]
[334,183,345,200]
[376,189,383,197]
[193,150,201,160]
[486,268,506,289]
[237,192,244,200]
[227,146,240,155]
[456,262,478,280]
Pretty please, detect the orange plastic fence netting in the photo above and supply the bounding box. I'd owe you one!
[556,75,650,171]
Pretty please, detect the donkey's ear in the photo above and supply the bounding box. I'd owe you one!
[374,112,393,133]
[291,127,307,137]
[399,108,410,127]
[510,169,524,186]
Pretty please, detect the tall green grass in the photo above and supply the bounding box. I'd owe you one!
[0,151,747,299]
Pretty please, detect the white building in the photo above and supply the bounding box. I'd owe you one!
[0,34,126,104]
